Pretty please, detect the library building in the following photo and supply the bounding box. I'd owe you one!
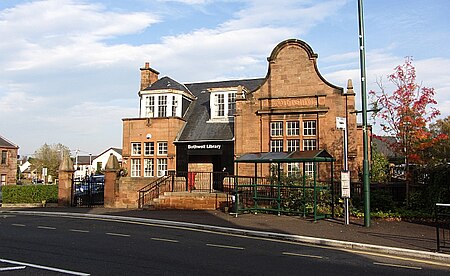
[121,39,366,187]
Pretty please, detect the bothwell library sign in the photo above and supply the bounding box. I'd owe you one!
[188,144,222,150]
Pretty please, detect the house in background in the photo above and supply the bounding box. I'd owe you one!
[0,135,19,186]
[92,147,122,173]
[73,155,96,180]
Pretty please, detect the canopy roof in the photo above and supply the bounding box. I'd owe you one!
[235,149,335,163]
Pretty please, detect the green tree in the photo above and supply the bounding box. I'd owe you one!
[370,144,389,183]
[31,143,70,181]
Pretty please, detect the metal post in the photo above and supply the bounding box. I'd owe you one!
[358,0,371,227]
[343,125,349,225]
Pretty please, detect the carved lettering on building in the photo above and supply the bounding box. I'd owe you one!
[268,98,316,108]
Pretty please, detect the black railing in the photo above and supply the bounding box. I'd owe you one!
[436,203,450,253]
[138,175,172,208]
[137,172,231,208]
[72,176,105,207]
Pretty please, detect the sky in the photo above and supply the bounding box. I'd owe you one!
[1,0,449,157]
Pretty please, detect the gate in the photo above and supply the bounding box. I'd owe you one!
[72,175,104,207]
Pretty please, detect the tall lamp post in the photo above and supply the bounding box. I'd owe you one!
[358,0,370,227]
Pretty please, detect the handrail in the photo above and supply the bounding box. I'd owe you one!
[138,176,171,208]
[138,175,171,193]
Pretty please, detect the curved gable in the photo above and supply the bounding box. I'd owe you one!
[256,39,342,99]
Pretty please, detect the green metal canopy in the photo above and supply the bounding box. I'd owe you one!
[235,149,335,163]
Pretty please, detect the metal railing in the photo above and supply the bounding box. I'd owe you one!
[436,203,450,253]
[137,175,171,209]
[137,172,231,208]
[232,175,334,220]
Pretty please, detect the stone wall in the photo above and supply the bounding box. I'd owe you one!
[0,147,18,185]
[156,192,230,210]
[114,177,153,208]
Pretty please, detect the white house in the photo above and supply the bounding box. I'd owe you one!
[92,148,122,173]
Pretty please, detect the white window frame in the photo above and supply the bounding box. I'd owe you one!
[131,159,141,177]
[157,158,167,177]
[287,163,300,177]
[214,93,225,117]
[145,96,155,117]
[287,139,300,152]
[303,139,317,151]
[228,92,236,116]
[144,158,154,177]
[303,120,317,136]
[286,121,300,136]
[144,142,154,156]
[157,142,168,155]
[304,162,315,176]
[270,140,283,152]
[158,95,167,117]
[270,122,283,137]
[210,90,237,122]
[171,95,178,117]
[131,143,141,156]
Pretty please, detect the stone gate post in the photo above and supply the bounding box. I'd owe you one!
[58,153,75,207]
[104,153,120,208]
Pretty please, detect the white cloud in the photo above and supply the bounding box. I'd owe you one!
[0,0,159,71]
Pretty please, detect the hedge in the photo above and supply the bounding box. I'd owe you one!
[2,184,58,204]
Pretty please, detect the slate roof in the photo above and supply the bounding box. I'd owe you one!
[143,76,193,96]
[235,149,335,163]
[0,135,18,148]
[372,135,401,160]
[96,147,122,157]
[176,78,265,142]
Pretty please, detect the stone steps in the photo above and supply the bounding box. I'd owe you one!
[143,192,230,210]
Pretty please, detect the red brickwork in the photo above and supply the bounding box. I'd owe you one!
[122,117,185,176]
[0,146,18,185]
[235,39,367,180]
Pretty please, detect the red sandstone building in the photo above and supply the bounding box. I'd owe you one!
[0,135,19,186]
[122,39,366,185]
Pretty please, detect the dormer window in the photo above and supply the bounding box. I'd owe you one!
[142,93,181,118]
[158,95,167,117]
[209,89,237,122]
[145,96,155,117]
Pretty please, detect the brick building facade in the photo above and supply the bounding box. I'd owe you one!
[122,39,367,185]
[0,135,19,186]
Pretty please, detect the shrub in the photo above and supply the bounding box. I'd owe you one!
[2,184,58,204]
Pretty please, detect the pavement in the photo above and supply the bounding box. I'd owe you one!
[1,206,449,264]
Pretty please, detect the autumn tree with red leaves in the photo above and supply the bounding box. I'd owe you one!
[369,57,446,205]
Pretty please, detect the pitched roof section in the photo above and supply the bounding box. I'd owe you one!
[177,78,264,142]
[0,135,18,148]
[235,149,335,163]
[95,147,122,157]
[143,76,193,96]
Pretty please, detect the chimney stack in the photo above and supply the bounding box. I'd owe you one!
[140,62,160,91]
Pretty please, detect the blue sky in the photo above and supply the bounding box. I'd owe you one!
[1,0,449,156]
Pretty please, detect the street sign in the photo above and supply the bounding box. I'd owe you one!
[341,170,350,198]
[336,117,346,130]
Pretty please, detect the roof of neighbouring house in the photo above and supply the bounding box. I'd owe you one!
[95,147,122,157]
[0,135,18,149]
[372,135,401,160]
[176,78,265,142]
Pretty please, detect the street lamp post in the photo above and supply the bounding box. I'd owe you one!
[358,0,370,227]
